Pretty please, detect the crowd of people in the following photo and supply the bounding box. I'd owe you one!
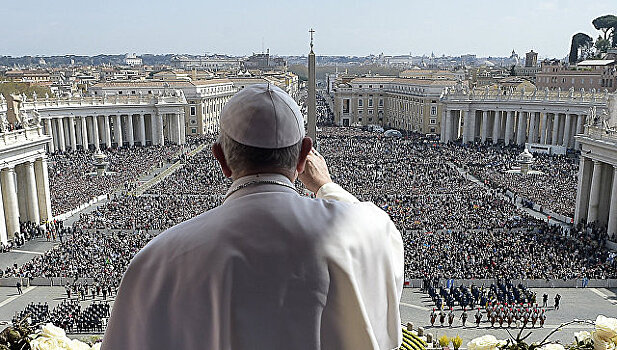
[44,127,617,281]
[49,145,182,214]
[5,124,617,333]
[447,143,579,218]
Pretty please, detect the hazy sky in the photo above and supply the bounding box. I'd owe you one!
[1,0,615,58]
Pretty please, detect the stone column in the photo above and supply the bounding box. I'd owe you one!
[127,115,135,147]
[45,119,55,153]
[80,117,88,150]
[440,109,447,143]
[492,111,500,144]
[15,165,27,222]
[606,165,617,238]
[34,158,52,222]
[504,111,514,146]
[481,110,488,143]
[115,115,123,147]
[68,116,77,151]
[563,114,572,148]
[92,115,100,150]
[104,115,112,149]
[575,114,585,150]
[57,117,66,151]
[445,110,453,143]
[587,160,604,223]
[462,110,471,144]
[179,111,186,144]
[0,181,6,244]
[516,111,527,145]
[1,167,20,239]
[551,114,560,146]
[139,114,146,146]
[575,156,593,224]
[24,161,39,224]
[156,113,164,146]
[540,112,548,144]
[528,112,537,144]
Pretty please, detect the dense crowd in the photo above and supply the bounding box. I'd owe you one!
[447,143,578,218]
[49,145,182,214]
[8,127,615,297]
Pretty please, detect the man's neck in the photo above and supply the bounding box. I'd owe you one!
[232,168,296,183]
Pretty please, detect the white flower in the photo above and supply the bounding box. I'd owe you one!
[595,315,617,343]
[30,336,61,350]
[574,331,592,343]
[542,344,565,350]
[91,343,102,350]
[593,332,616,350]
[68,339,91,350]
[40,323,67,339]
[467,335,505,350]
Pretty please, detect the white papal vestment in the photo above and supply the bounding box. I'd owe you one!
[102,173,404,350]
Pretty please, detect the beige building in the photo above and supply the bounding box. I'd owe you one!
[333,76,456,134]
[536,59,617,92]
[90,79,235,135]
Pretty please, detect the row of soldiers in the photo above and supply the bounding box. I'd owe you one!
[430,305,547,328]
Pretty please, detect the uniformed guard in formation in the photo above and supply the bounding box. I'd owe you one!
[425,279,560,328]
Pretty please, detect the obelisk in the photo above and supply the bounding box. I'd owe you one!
[307,28,317,144]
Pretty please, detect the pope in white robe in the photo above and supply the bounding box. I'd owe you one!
[102,84,404,350]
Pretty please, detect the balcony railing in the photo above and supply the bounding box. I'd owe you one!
[0,126,45,148]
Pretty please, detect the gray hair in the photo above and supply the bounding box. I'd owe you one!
[218,132,302,173]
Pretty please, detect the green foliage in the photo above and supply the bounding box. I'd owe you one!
[0,81,51,99]
[569,33,593,64]
[592,15,617,40]
[595,37,611,53]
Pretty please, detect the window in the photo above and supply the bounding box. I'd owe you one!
[358,117,363,121]
[430,119,437,125]
[369,110,373,115]
[368,99,373,107]
[190,106,196,116]
[379,99,384,107]
[358,99,363,107]
[191,128,197,134]
[431,106,437,116]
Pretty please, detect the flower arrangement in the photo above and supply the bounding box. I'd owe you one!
[29,324,101,350]
[440,335,451,348]
[465,315,617,350]
[452,335,463,350]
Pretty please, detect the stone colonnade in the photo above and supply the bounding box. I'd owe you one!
[43,112,185,153]
[441,108,586,149]
[575,156,617,237]
[0,157,51,244]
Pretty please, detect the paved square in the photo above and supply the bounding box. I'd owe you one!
[400,288,617,345]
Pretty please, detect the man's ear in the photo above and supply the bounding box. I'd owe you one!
[296,137,313,175]
[212,143,233,178]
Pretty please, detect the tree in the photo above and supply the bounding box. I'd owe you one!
[592,15,617,40]
[595,35,611,54]
[569,33,593,64]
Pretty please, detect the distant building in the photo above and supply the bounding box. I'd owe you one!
[90,79,235,134]
[333,75,456,133]
[170,55,242,71]
[244,50,286,71]
[124,54,143,67]
[536,59,617,92]
[525,50,538,67]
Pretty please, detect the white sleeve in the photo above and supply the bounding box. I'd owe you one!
[315,182,360,203]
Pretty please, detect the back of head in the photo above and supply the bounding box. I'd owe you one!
[218,83,306,174]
